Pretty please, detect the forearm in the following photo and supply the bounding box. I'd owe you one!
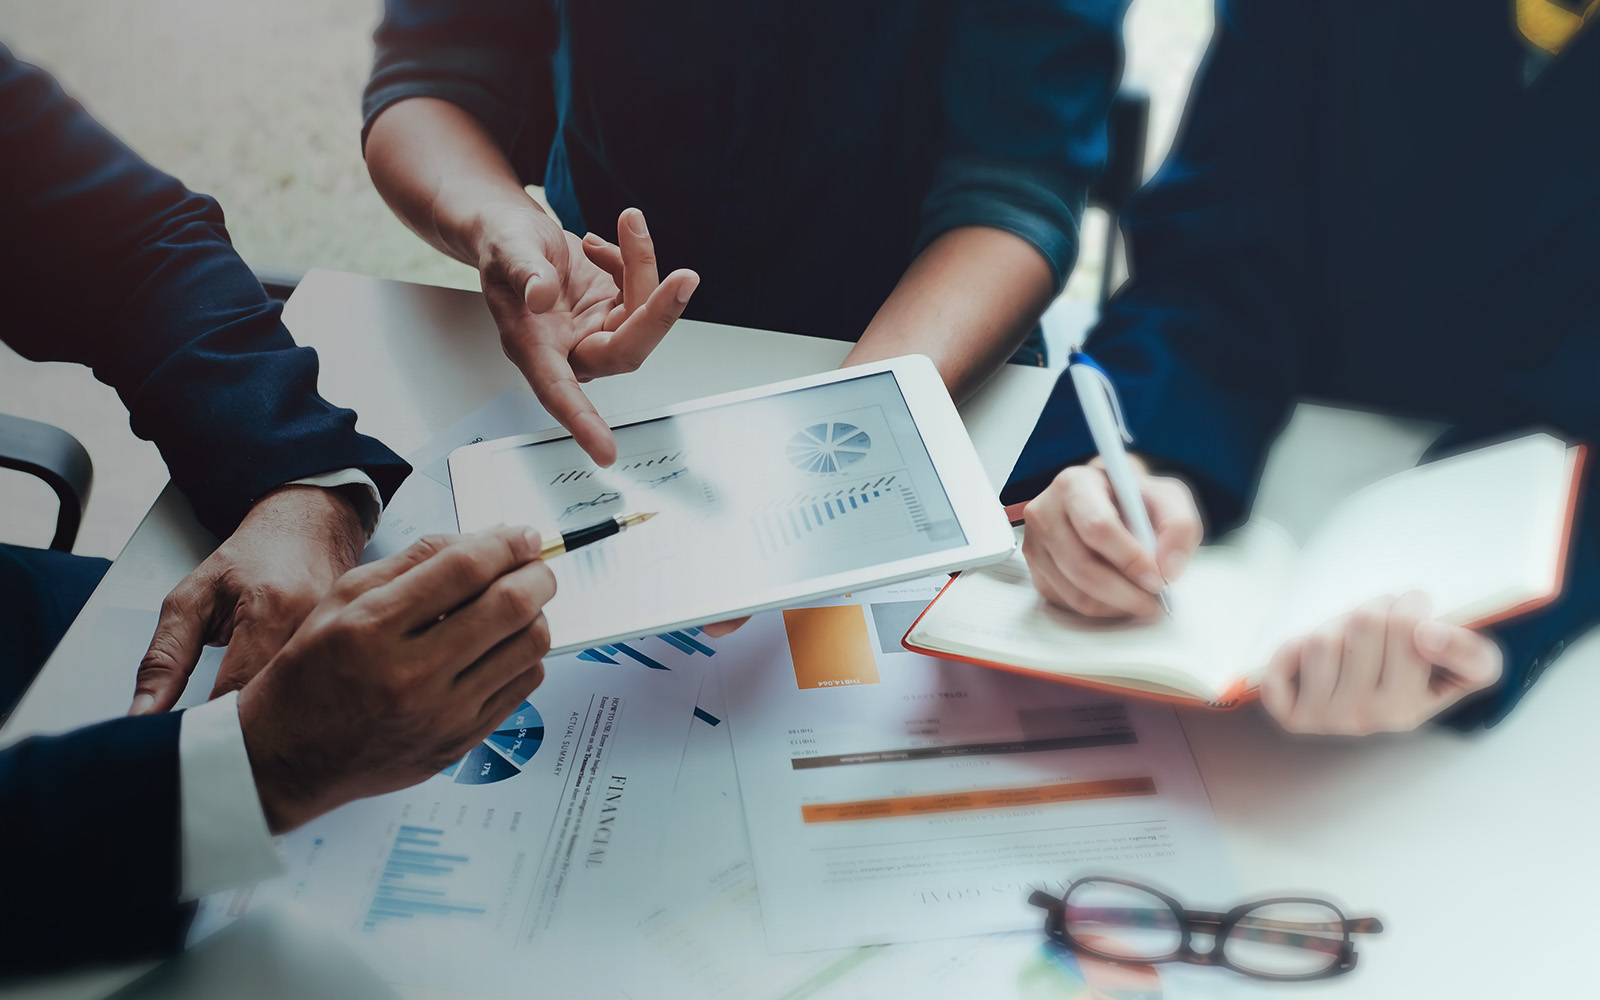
[364,97,543,266]
[845,226,1055,401]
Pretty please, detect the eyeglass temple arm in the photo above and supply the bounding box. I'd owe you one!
[1058,906,1382,956]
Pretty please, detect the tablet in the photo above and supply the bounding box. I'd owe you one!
[448,355,1014,654]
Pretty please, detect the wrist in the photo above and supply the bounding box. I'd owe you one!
[455,190,548,266]
[249,485,366,569]
[237,682,329,834]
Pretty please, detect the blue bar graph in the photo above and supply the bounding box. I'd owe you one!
[363,827,487,932]
[578,626,718,671]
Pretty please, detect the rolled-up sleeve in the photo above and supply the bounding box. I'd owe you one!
[917,0,1127,290]
[362,0,555,174]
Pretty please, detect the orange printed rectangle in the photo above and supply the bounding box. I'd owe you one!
[784,605,881,690]
[800,776,1157,824]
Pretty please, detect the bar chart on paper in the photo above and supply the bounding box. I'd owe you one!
[363,826,488,932]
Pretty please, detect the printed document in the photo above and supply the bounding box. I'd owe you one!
[718,577,1233,952]
[187,642,704,995]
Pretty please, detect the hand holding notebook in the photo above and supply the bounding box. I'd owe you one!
[906,434,1584,708]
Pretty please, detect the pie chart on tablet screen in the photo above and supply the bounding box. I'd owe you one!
[787,422,873,474]
[439,702,544,785]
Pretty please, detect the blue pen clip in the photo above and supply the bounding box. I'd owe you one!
[1067,350,1133,445]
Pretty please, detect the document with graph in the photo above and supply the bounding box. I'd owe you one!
[717,577,1233,953]
[186,635,707,996]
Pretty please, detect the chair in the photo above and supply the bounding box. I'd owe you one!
[1088,89,1151,304]
[0,267,303,553]
[0,413,93,552]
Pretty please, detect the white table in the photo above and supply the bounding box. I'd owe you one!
[5,271,1594,1000]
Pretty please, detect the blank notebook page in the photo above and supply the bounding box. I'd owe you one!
[1251,433,1574,663]
[919,521,1298,696]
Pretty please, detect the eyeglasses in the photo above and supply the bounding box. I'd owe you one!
[1029,877,1384,981]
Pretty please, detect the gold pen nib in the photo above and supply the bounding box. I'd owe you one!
[620,511,659,528]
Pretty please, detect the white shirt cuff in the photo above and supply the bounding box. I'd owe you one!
[178,691,284,901]
[283,468,384,539]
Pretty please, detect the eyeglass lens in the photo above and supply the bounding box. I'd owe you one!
[1062,879,1183,961]
[1221,900,1346,977]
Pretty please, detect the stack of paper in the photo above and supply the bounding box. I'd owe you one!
[166,390,1246,1000]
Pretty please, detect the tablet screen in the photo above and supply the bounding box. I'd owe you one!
[479,371,965,637]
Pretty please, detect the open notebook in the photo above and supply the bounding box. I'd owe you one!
[905,434,1585,707]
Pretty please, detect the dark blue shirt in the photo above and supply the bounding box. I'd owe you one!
[364,0,1124,343]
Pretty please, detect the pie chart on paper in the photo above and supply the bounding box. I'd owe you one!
[439,701,544,785]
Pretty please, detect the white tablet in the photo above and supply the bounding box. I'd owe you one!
[448,355,1014,653]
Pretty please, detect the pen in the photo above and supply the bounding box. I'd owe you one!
[1066,349,1173,615]
[541,511,657,559]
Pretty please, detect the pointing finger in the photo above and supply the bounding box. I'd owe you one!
[502,334,618,466]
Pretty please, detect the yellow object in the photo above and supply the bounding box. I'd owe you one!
[783,605,881,690]
[1516,0,1599,53]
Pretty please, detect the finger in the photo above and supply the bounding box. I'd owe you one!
[570,269,698,379]
[1144,479,1203,582]
[131,585,215,714]
[1325,596,1394,733]
[581,233,625,285]
[334,534,457,597]
[451,612,553,702]
[210,615,299,700]
[617,208,660,314]
[365,525,544,631]
[1030,495,1161,616]
[1375,590,1433,730]
[1288,620,1344,733]
[700,617,750,638]
[1259,638,1303,727]
[1415,619,1504,714]
[419,560,558,677]
[476,662,549,733]
[1023,532,1129,618]
[1059,468,1165,594]
[501,334,618,466]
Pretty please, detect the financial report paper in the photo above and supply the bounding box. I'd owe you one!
[185,644,704,995]
[718,577,1234,953]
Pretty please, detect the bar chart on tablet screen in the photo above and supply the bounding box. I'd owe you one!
[483,376,969,640]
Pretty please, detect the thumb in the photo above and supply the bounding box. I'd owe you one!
[1414,619,1503,691]
[483,225,565,315]
[131,589,214,715]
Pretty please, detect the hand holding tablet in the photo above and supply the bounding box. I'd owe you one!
[448,355,1014,652]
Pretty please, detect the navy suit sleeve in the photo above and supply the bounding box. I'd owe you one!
[918,0,1125,291]
[1003,1,1314,530]
[0,712,191,974]
[363,0,555,181]
[0,47,410,540]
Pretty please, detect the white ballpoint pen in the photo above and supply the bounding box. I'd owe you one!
[1066,347,1173,615]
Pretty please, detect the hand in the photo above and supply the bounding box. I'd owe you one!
[237,526,556,833]
[1021,458,1202,618]
[129,486,367,716]
[475,205,699,466]
[1259,592,1504,736]
[700,617,750,638]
